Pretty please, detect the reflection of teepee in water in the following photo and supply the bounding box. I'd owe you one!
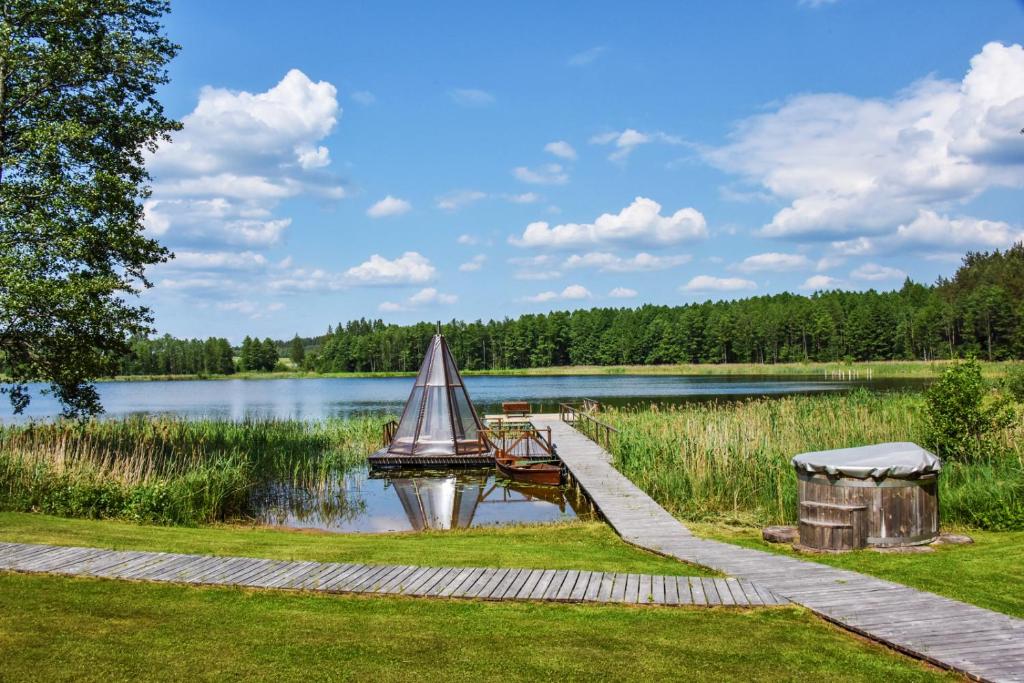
[370,330,491,467]
[391,475,484,530]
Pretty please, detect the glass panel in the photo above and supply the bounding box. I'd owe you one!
[412,339,434,387]
[413,386,454,455]
[424,339,446,386]
[450,385,482,452]
[388,386,423,454]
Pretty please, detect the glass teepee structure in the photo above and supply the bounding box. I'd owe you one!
[369,330,490,467]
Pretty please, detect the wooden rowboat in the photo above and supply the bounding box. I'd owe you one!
[494,454,562,486]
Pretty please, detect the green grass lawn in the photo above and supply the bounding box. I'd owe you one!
[0,512,716,576]
[693,524,1024,619]
[0,572,955,682]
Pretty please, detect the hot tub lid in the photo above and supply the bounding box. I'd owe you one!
[792,442,941,480]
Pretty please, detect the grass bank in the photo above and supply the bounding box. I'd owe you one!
[603,392,1024,530]
[0,573,953,682]
[0,512,713,576]
[0,417,385,526]
[106,360,1017,382]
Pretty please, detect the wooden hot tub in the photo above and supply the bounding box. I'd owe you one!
[791,442,941,552]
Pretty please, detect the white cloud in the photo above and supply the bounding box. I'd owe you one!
[436,190,487,211]
[158,276,240,292]
[850,263,906,282]
[800,275,843,290]
[526,284,592,302]
[449,88,495,106]
[513,163,569,185]
[456,234,479,245]
[505,192,540,204]
[682,275,757,293]
[567,46,606,67]
[459,254,487,272]
[590,128,683,161]
[563,252,691,272]
[816,255,845,271]
[351,90,376,105]
[892,210,1023,250]
[544,141,577,160]
[609,287,638,298]
[144,69,343,251]
[171,250,268,270]
[512,196,707,248]
[367,195,412,218]
[408,287,458,305]
[217,300,285,319]
[734,252,810,272]
[343,252,435,285]
[378,301,403,312]
[707,42,1024,241]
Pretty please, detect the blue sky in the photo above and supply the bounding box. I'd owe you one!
[142,0,1024,341]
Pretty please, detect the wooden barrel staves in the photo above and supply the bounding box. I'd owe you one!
[792,443,941,552]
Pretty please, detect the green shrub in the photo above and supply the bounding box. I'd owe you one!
[924,359,1013,463]
[1004,363,1024,403]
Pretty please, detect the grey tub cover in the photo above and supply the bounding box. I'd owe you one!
[792,442,941,480]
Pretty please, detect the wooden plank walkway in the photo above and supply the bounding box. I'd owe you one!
[532,414,1024,683]
[0,541,787,608]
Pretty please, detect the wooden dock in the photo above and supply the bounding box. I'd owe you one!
[531,414,1024,683]
[0,541,787,608]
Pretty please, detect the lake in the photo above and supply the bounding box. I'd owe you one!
[3,374,926,423]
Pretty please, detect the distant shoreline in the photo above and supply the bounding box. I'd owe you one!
[98,360,1014,382]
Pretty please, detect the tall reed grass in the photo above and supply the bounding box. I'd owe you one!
[0,417,385,525]
[603,391,1024,530]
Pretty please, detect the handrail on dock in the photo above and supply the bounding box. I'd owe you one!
[382,419,398,446]
[558,401,618,451]
[480,425,553,459]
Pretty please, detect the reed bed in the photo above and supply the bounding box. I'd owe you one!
[603,391,1024,530]
[0,417,386,526]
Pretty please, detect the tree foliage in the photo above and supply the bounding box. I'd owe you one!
[0,0,179,415]
[925,358,1013,462]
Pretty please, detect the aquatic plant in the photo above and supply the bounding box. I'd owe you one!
[603,391,1024,530]
[0,416,387,525]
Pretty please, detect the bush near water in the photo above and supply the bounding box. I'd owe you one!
[0,417,384,526]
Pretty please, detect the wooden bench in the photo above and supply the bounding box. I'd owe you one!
[502,401,532,417]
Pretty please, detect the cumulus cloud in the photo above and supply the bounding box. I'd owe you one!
[144,69,343,250]
[590,128,683,161]
[379,288,457,312]
[217,300,285,319]
[544,141,577,160]
[682,275,757,293]
[367,195,412,218]
[449,88,495,106]
[511,197,707,248]
[459,254,487,272]
[436,190,487,211]
[800,275,843,290]
[734,252,811,272]
[508,254,560,280]
[567,46,606,67]
[343,252,435,285]
[563,252,691,272]
[513,163,569,185]
[609,287,638,298]
[707,42,1024,241]
[850,263,907,282]
[526,284,592,302]
[457,234,480,245]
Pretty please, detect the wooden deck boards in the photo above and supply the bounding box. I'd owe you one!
[531,414,1024,683]
[0,541,782,610]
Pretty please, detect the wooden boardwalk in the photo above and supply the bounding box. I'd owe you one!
[0,541,787,608]
[532,414,1024,683]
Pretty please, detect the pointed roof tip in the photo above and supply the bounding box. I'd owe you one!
[436,320,442,335]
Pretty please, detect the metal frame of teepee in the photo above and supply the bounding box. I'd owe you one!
[369,326,492,468]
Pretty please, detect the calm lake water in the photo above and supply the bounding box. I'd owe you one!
[4,374,926,423]
[253,467,593,533]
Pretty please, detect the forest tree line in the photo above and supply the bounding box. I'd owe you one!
[117,245,1024,375]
